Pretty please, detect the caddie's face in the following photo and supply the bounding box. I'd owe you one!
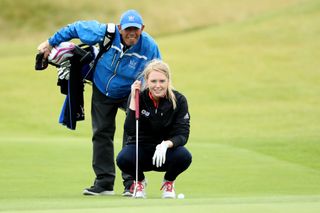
[147,70,168,101]
[119,26,144,46]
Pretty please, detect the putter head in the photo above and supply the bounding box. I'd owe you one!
[131,180,146,198]
[35,52,48,71]
[132,183,138,198]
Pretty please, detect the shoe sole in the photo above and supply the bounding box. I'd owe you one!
[83,189,115,196]
[162,193,176,199]
[122,191,133,197]
[162,196,176,199]
[133,191,146,198]
[133,195,146,199]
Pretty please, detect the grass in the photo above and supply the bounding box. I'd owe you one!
[1,197,320,213]
[1,135,319,198]
[1,0,320,212]
[1,137,320,212]
[158,0,320,170]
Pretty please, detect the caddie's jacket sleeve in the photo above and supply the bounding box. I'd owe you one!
[169,94,190,147]
[48,21,106,47]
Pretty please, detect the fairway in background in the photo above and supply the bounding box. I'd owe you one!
[0,0,306,40]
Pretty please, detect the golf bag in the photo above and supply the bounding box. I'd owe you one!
[34,24,116,129]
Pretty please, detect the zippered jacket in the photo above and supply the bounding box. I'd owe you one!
[48,20,161,98]
[124,89,190,147]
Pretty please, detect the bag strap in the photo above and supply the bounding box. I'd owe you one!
[84,23,116,82]
[100,23,116,53]
[94,23,116,68]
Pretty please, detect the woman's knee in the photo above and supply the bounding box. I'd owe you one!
[169,146,192,166]
[116,147,135,169]
[181,147,192,167]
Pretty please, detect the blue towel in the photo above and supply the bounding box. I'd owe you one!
[58,56,85,130]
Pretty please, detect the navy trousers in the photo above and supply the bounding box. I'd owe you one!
[116,144,192,181]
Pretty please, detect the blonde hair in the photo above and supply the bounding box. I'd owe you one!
[141,59,177,109]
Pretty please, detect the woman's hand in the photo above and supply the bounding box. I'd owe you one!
[152,140,173,168]
[129,80,141,111]
[131,80,141,98]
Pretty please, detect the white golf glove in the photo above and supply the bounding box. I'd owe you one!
[57,60,71,80]
[152,141,169,168]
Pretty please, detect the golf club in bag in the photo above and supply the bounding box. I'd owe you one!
[133,88,140,198]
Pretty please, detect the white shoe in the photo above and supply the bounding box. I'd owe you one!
[161,180,176,199]
[133,179,147,198]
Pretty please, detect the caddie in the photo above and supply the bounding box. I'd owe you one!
[37,9,161,196]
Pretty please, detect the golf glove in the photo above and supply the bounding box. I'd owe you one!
[57,60,71,80]
[152,141,169,168]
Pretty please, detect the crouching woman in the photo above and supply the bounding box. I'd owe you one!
[116,59,192,198]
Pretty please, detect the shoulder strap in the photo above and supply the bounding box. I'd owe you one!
[95,23,116,62]
[93,23,116,67]
[100,23,116,52]
[84,23,116,82]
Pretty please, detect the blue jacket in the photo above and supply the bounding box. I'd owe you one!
[48,20,161,98]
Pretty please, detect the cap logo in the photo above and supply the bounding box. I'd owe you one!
[128,15,135,21]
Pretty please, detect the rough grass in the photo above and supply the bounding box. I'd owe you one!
[0,0,307,40]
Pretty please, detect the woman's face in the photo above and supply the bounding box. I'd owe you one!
[147,70,168,100]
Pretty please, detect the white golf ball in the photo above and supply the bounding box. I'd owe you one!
[177,193,185,199]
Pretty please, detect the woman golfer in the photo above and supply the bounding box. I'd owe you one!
[116,59,192,198]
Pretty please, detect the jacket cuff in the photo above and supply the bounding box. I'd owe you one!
[48,37,57,47]
[169,135,187,147]
[127,108,135,117]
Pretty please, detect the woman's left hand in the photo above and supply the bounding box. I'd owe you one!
[152,140,173,167]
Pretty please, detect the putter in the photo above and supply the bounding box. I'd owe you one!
[133,88,140,197]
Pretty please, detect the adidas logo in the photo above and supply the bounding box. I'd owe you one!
[183,113,190,120]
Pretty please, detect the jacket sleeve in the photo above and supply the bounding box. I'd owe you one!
[169,94,190,147]
[151,44,161,60]
[142,32,162,60]
[48,20,106,46]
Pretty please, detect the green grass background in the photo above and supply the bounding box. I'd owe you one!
[1,0,320,212]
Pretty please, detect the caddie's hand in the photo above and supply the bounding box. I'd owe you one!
[57,60,71,80]
[37,40,53,59]
[152,141,169,168]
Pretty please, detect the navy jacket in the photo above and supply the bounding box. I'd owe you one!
[124,89,190,147]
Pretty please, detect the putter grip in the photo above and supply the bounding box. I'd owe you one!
[135,89,140,119]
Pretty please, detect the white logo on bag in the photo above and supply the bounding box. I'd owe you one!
[141,109,150,117]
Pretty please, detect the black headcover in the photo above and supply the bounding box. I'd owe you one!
[35,52,48,71]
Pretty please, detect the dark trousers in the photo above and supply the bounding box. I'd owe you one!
[91,85,133,190]
[116,144,192,182]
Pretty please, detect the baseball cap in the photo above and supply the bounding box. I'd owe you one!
[120,10,144,29]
